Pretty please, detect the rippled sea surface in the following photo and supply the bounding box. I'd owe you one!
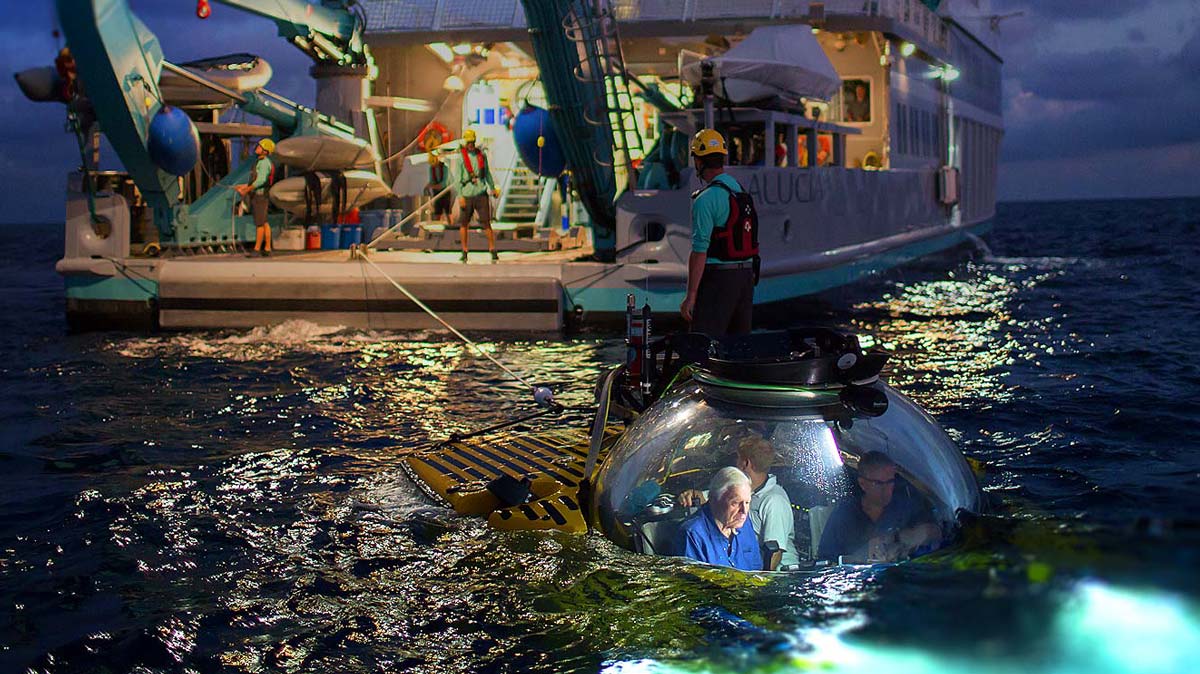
[2,199,1199,674]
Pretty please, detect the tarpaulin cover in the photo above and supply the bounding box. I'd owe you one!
[681,25,840,103]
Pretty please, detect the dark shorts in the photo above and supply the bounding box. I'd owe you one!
[251,193,269,227]
[691,264,754,337]
[458,193,491,228]
[431,190,452,217]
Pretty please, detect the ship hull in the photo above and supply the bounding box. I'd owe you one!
[59,190,990,334]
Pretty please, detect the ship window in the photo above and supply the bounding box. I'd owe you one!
[927,110,936,157]
[918,109,927,156]
[924,111,933,157]
[840,77,873,123]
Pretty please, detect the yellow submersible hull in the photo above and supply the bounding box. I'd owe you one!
[401,426,618,534]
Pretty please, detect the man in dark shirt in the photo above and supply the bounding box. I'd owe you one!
[817,451,941,562]
[845,84,870,122]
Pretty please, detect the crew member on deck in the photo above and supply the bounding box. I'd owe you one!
[426,149,453,231]
[235,138,275,256]
[454,129,500,263]
[680,129,757,336]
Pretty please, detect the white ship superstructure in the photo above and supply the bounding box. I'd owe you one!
[43,0,1002,331]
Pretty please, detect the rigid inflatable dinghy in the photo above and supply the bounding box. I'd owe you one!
[158,53,272,105]
[268,170,392,217]
[15,66,66,103]
[273,135,378,171]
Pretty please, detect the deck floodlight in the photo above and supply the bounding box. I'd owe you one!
[428,42,454,63]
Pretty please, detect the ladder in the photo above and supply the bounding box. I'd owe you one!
[496,163,545,227]
[563,0,645,189]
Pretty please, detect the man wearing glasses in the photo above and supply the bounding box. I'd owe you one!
[817,451,942,563]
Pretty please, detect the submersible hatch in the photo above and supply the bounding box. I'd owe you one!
[400,301,983,568]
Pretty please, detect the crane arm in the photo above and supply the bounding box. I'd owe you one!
[209,0,367,65]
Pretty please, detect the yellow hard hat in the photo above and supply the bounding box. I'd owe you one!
[257,138,276,153]
[690,129,727,156]
[462,129,477,142]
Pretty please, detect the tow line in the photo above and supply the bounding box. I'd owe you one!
[354,249,556,408]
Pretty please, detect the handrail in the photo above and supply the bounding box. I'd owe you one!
[365,184,453,248]
[494,150,520,218]
[364,0,949,49]
[535,178,555,229]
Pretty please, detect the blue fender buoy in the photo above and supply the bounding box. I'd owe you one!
[512,105,567,178]
[147,105,200,176]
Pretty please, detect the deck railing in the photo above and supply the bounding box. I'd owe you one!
[361,0,947,49]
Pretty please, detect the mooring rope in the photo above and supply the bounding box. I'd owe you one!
[355,251,555,406]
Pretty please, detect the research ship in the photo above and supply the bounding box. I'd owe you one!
[23,0,1003,332]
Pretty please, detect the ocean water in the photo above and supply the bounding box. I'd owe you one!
[2,198,1199,673]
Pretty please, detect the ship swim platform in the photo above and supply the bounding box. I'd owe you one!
[60,246,588,332]
[59,211,991,334]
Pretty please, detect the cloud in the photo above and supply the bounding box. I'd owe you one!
[998,24,1200,163]
[1016,1,1144,21]
[0,0,324,224]
[1016,47,1178,102]
[998,140,1200,200]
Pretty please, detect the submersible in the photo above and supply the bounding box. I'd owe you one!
[401,300,983,569]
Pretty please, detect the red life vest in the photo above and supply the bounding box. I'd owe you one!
[460,147,488,181]
[696,180,759,262]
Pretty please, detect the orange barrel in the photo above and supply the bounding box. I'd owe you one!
[305,225,321,250]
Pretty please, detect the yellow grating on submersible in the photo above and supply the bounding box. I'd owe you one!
[402,426,620,534]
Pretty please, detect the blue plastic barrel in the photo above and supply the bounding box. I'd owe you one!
[340,224,362,248]
[320,224,341,250]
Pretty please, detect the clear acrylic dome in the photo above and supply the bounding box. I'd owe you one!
[590,375,981,569]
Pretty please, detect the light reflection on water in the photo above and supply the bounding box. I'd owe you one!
[9,310,1190,673]
[8,198,1200,671]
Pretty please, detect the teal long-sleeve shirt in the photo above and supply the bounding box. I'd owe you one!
[247,157,273,193]
[453,147,495,198]
[691,173,743,264]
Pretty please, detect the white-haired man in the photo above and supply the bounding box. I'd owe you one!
[676,467,762,570]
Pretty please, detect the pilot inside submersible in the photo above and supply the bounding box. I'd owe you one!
[587,335,983,571]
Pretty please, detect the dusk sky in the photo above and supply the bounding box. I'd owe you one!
[1,0,1198,224]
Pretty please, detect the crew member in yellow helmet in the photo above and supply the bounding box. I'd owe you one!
[454,128,501,263]
[236,138,277,256]
[681,129,758,336]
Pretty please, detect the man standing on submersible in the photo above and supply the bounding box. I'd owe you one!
[680,129,757,336]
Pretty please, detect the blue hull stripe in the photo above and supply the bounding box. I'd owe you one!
[566,221,992,313]
[65,276,158,302]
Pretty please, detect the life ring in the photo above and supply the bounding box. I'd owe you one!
[418,121,452,152]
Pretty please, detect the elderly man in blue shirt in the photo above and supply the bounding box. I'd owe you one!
[678,435,799,570]
[677,466,762,571]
